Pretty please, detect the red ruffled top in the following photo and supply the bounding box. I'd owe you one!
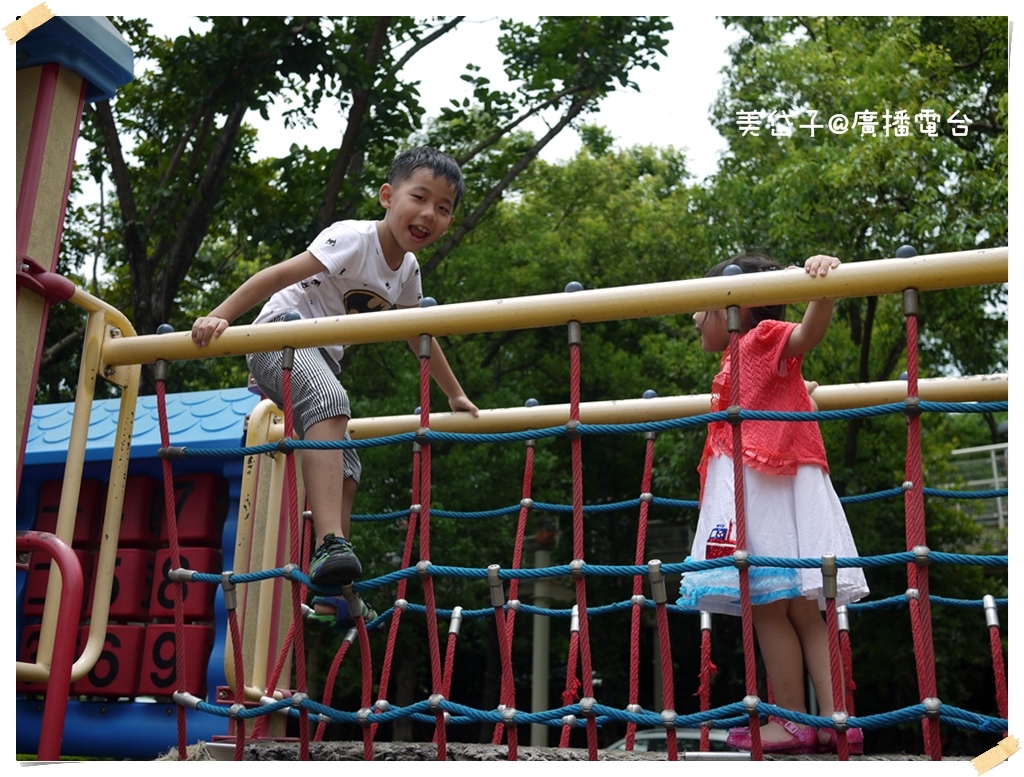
[698,319,830,502]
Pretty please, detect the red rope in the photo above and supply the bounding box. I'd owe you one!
[840,627,857,716]
[726,327,762,761]
[698,621,715,751]
[988,624,1008,730]
[558,626,580,748]
[227,608,247,758]
[373,447,421,741]
[903,313,942,760]
[568,335,599,761]
[315,634,353,741]
[154,378,190,760]
[655,600,678,761]
[280,365,311,760]
[825,597,850,760]
[626,434,656,751]
[494,600,518,759]
[417,349,446,758]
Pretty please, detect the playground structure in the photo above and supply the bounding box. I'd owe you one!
[16,243,1009,760]
[14,13,1009,766]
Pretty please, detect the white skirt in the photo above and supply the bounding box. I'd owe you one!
[677,455,869,616]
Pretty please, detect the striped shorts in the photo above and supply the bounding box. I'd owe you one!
[247,342,362,483]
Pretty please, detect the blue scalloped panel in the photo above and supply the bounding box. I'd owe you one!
[24,388,262,465]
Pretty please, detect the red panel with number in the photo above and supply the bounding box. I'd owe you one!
[86,549,155,622]
[33,478,106,549]
[119,475,163,548]
[148,547,221,621]
[17,624,71,694]
[22,548,94,618]
[71,624,146,697]
[159,472,228,547]
[137,624,214,698]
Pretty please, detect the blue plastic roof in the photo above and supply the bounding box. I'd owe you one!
[25,388,262,466]
[17,16,134,102]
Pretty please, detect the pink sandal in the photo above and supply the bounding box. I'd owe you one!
[818,726,864,755]
[726,715,817,755]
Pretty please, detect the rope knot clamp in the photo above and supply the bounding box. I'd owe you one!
[831,710,850,733]
[905,588,920,602]
[648,559,667,604]
[983,595,1000,628]
[579,697,596,717]
[564,419,581,439]
[507,598,521,612]
[416,560,432,579]
[902,288,920,316]
[415,427,430,445]
[639,491,653,503]
[700,611,713,632]
[726,405,742,425]
[661,709,678,729]
[173,691,201,709]
[726,306,743,333]
[449,606,463,636]
[742,695,761,714]
[561,714,577,729]
[228,703,245,719]
[904,396,922,418]
[902,480,914,492]
[627,703,643,716]
[630,594,646,608]
[276,438,291,454]
[168,567,194,583]
[409,503,422,514]
[374,699,390,713]
[731,549,750,570]
[487,564,506,607]
[281,563,299,580]
[837,605,850,633]
[395,598,409,611]
[922,697,941,719]
[912,545,931,567]
[220,571,237,611]
[569,559,586,579]
[821,553,838,599]
[157,446,187,459]
[302,509,313,522]
[501,706,518,725]
[428,693,446,712]
[520,497,534,509]
[356,707,374,727]
[290,692,307,708]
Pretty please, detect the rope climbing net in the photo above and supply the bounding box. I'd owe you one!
[146,279,1008,763]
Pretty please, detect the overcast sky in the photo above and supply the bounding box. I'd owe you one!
[115,13,740,181]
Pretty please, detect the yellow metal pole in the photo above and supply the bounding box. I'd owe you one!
[100,249,1008,368]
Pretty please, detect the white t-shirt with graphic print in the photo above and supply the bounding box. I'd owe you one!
[253,220,423,371]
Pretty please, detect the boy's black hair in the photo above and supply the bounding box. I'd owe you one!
[388,146,465,210]
[705,251,786,324]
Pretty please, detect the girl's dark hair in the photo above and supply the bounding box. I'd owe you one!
[705,251,786,324]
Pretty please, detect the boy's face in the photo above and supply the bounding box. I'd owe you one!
[379,168,457,253]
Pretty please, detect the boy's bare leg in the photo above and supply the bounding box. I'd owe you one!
[302,416,350,541]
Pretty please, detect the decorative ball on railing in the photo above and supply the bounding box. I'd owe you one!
[900,371,908,381]
[564,281,584,293]
[525,398,539,408]
[642,389,657,399]
[156,324,174,335]
[722,264,743,276]
[895,245,917,258]
[283,310,301,322]
[420,297,437,308]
